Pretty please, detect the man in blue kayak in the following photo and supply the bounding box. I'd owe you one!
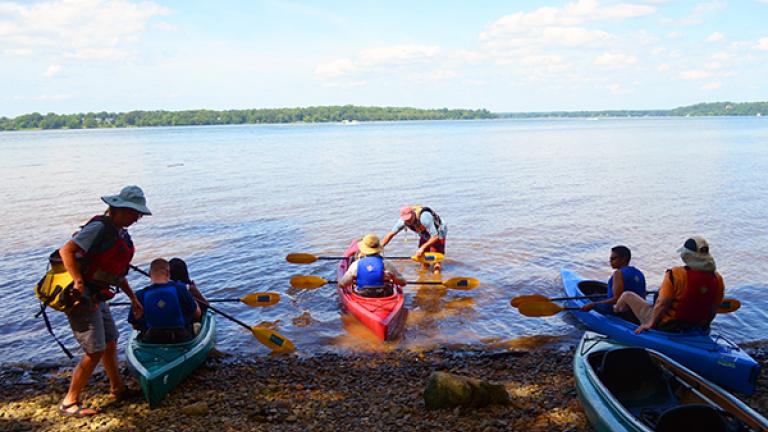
[616,237,724,334]
[340,234,406,297]
[381,205,447,275]
[580,245,646,320]
[129,258,201,343]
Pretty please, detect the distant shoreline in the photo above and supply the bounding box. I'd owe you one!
[1,102,765,132]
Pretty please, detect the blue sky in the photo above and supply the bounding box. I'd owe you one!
[1,0,767,116]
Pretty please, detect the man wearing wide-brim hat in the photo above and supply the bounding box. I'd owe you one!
[57,185,151,416]
[615,236,725,334]
[339,234,406,297]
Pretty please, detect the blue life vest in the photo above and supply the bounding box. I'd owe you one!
[143,282,186,329]
[357,256,385,288]
[608,266,646,298]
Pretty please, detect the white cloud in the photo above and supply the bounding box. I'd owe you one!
[667,31,682,39]
[672,1,726,25]
[594,51,637,66]
[706,32,724,42]
[701,81,721,90]
[413,70,459,82]
[710,52,730,61]
[0,0,170,61]
[315,45,441,82]
[756,37,768,51]
[43,64,61,77]
[679,70,710,80]
[657,63,670,72]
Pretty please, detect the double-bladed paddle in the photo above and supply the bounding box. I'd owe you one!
[129,264,295,353]
[517,298,741,318]
[289,275,479,290]
[510,293,606,307]
[110,292,281,308]
[286,252,444,265]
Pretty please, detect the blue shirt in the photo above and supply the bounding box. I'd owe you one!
[129,281,198,331]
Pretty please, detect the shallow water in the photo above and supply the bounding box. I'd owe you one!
[1,117,767,364]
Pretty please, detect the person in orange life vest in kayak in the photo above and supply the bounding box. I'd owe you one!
[615,236,725,334]
[129,258,201,343]
[381,206,447,275]
[339,234,406,298]
[57,185,150,417]
[580,245,646,320]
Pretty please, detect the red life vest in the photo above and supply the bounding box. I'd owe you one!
[78,215,135,298]
[668,267,722,325]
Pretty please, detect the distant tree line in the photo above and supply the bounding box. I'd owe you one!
[498,101,768,119]
[0,106,496,131]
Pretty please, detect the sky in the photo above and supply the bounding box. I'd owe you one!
[1,0,768,116]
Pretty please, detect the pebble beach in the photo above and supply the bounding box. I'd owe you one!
[2,342,767,432]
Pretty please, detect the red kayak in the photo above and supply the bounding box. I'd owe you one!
[336,240,407,341]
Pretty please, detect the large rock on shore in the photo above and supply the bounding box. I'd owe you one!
[423,371,510,410]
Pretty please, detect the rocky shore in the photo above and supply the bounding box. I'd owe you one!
[2,344,767,432]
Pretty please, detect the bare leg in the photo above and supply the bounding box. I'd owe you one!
[61,350,104,414]
[615,292,652,322]
[102,340,125,395]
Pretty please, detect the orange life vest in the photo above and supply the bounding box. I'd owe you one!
[664,267,723,326]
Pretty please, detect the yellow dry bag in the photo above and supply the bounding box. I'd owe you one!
[35,260,77,314]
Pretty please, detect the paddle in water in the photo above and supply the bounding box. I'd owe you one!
[289,275,479,290]
[518,298,741,318]
[285,252,444,265]
[129,264,295,352]
[510,293,606,308]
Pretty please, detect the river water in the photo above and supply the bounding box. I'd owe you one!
[1,117,767,365]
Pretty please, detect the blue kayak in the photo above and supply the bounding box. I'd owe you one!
[561,269,759,395]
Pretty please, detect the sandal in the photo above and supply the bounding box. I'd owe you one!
[58,401,100,418]
[109,387,142,402]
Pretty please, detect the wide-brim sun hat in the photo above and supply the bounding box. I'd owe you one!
[677,236,716,272]
[357,234,382,255]
[101,185,152,215]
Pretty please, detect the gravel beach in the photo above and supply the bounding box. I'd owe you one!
[2,343,767,432]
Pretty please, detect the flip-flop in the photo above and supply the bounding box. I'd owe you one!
[58,401,99,418]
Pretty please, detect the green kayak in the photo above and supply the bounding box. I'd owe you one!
[127,310,216,407]
[574,331,768,432]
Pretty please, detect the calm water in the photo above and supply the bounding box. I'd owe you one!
[1,118,767,365]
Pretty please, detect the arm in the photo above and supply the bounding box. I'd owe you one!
[119,277,143,319]
[383,261,406,286]
[417,235,440,256]
[59,240,86,301]
[188,280,207,303]
[380,231,397,248]
[581,270,624,311]
[338,261,358,288]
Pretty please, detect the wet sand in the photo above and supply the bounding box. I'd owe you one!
[2,343,767,432]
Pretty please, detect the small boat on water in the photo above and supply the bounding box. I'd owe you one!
[574,331,768,432]
[127,309,216,407]
[336,241,407,341]
[561,269,759,395]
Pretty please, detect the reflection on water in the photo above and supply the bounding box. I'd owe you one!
[1,118,768,364]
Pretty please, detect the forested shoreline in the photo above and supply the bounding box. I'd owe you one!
[0,106,494,131]
[1,102,766,131]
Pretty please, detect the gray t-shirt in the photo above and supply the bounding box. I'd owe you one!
[73,220,106,252]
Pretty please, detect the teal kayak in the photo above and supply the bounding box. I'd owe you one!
[562,269,759,395]
[127,310,216,407]
[574,331,768,432]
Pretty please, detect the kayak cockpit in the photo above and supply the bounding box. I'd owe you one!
[585,346,763,431]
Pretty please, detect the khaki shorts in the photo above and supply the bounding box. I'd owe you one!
[67,302,119,354]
